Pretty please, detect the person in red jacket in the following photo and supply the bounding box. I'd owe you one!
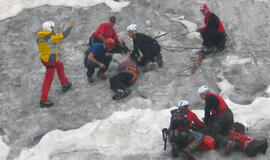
[168,100,204,159]
[198,86,235,153]
[89,16,129,54]
[197,4,227,53]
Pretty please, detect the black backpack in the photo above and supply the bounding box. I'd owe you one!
[170,108,189,130]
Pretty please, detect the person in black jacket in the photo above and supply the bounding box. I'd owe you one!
[127,24,163,72]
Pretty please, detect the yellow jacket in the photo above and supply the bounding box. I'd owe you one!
[36,30,65,62]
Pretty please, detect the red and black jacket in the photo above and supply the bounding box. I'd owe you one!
[204,92,229,123]
[198,11,225,33]
[169,109,204,131]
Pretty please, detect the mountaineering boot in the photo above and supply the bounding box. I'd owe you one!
[154,53,164,67]
[202,47,217,54]
[62,81,72,92]
[244,138,268,157]
[87,77,94,83]
[97,70,107,79]
[143,62,155,73]
[182,147,195,160]
[40,100,54,108]
[112,88,132,100]
[171,142,179,157]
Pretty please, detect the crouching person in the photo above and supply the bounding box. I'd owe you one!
[168,100,205,160]
[109,54,138,100]
[84,38,115,83]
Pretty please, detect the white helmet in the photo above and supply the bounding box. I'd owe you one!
[42,21,55,32]
[178,100,190,108]
[127,24,137,33]
[198,86,209,96]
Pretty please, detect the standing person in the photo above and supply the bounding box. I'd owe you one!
[89,16,129,53]
[197,86,236,153]
[197,4,226,53]
[84,38,116,83]
[168,100,204,159]
[37,21,74,108]
[127,24,164,72]
[109,55,138,100]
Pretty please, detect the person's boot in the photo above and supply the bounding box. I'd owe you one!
[62,81,72,92]
[112,88,132,100]
[244,139,268,157]
[87,77,94,83]
[143,62,155,73]
[182,147,195,160]
[40,100,54,108]
[97,70,107,79]
[203,47,217,54]
[171,142,179,157]
[154,53,164,67]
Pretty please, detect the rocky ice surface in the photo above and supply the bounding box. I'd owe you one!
[0,0,270,159]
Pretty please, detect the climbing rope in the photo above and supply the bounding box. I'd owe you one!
[177,50,205,76]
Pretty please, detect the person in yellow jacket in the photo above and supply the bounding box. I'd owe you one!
[37,21,75,108]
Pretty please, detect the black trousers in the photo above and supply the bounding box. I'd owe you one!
[202,109,234,147]
[84,55,112,78]
[200,30,226,50]
[109,72,133,92]
[88,35,127,53]
[138,44,161,66]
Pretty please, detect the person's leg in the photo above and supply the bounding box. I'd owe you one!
[85,60,97,82]
[98,55,112,79]
[200,30,214,47]
[40,62,56,103]
[216,33,227,50]
[55,61,69,85]
[109,73,127,92]
[110,72,133,100]
[182,131,204,159]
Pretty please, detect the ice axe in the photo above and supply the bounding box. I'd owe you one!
[162,128,168,151]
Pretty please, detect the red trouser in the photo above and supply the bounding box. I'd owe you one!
[228,131,256,150]
[41,61,68,101]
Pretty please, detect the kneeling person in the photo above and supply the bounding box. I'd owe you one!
[109,55,138,100]
[127,24,163,72]
[84,38,116,83]
[168,100,204,159]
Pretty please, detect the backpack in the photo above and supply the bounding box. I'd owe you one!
[170,108,189,130]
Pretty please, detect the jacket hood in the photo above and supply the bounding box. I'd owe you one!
[37,30,52,38]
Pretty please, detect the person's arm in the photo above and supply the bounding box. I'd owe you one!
[96,23,107,42]
[197,16,209,32]
[205,13,220,31]
[51,22,75,43]
[131,34,144,57]
[188,112,204,127]
[204,94,219,124]
[88,53,105,68]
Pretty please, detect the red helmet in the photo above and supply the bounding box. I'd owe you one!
[200,4,208,11]
[104,38,116,49]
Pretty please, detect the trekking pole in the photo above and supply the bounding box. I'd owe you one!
[162,128,168,151]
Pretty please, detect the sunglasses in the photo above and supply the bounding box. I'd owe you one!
[201,9,206,13]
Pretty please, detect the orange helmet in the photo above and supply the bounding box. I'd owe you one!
[104,38,116,49]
